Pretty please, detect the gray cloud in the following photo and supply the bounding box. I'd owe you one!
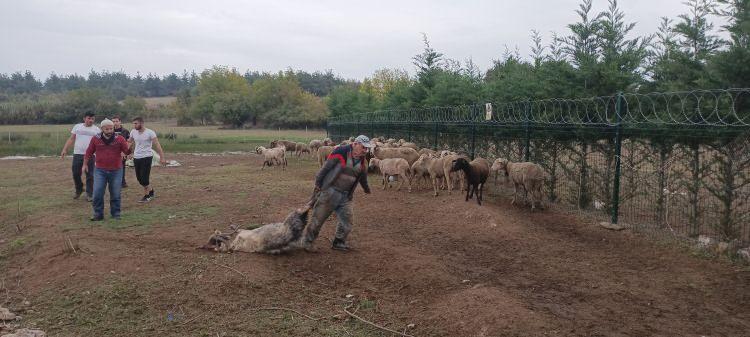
[0,0,724,80]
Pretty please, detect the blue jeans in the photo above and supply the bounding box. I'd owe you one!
[92,167,124,218]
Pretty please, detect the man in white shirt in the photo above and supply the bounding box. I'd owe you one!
[129,117,167,202]
[60,112,101,201]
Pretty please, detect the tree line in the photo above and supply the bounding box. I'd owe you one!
[327,0,750,118]
[2,0,747,127]
[0,68,348,127]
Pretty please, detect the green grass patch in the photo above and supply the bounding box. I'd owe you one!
[0,123,325,156]
[59,205,219,231]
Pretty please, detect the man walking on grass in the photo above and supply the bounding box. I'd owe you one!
[112,115,130,188]
[83,119,132,221]
[60,112,100,201]
[129,117,167,203]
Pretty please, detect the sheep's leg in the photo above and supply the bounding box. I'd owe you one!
[478,183,484,205]
[382,174,387,190]
[432,177,439,197]
[465,184,471,202]
[511,182,518,205]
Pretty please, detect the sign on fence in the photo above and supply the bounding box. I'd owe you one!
[485,103,493,121]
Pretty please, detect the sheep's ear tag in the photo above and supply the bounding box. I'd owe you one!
[485,103,493,121]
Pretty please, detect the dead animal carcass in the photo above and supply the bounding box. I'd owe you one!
[202,206,310,254]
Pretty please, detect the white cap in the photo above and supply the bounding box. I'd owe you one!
[100,118,114,127]
[355,135,374,148]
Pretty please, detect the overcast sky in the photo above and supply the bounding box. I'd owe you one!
[0,0,724,80]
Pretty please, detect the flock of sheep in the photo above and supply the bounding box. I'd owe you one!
[257,136,547,210]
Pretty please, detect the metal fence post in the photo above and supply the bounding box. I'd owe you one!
[611,92,624,225]
[524,100,531,161]
[469,106,477,160]
[433,122,439,150]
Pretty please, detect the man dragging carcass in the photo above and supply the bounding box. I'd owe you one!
[298,135,373,251]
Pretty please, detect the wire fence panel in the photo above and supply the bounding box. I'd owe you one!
[328,89,750,246]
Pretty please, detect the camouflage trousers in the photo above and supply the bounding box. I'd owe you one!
[302,188,354,245]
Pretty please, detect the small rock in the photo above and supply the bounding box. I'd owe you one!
[110,270,116,274]
[407,323,416,329]
[69,272,75,277]
[462,279,470,283]
[22,301,29,306]
[0,307,16,321]
[1,328,46,337]
[345,294,354,299]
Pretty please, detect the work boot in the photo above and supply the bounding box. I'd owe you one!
[331,238,350,251]
[73,191,82,199]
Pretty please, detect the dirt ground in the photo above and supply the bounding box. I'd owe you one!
[1,153,749,337]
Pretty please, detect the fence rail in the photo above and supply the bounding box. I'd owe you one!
[328,89,750,246]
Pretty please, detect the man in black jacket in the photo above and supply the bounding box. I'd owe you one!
[112,116,130,188]
[301,135,372,251]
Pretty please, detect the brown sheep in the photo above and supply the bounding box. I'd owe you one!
[450,157,490,205]
[270,140,297,153]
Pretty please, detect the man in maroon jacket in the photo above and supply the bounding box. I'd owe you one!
[84,118,132,221]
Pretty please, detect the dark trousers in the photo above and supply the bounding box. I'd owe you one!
[302,188,354,245]
[72,154,94,197]
[121,158,127,186]
[134,156,153,187]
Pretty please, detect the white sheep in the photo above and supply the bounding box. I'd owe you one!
[492,158,546,210]
[441,154,466,194]
[401,142,418,150]
[308,139,323,153]
[295,142,311,157]
[373,145,420,166]
[255,145,287,170]
[370,158,412,192]
[414,154,443,195]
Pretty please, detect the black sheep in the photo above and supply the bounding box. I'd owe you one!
[450,157,490,205]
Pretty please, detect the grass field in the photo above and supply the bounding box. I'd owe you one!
[0,123,326,156]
